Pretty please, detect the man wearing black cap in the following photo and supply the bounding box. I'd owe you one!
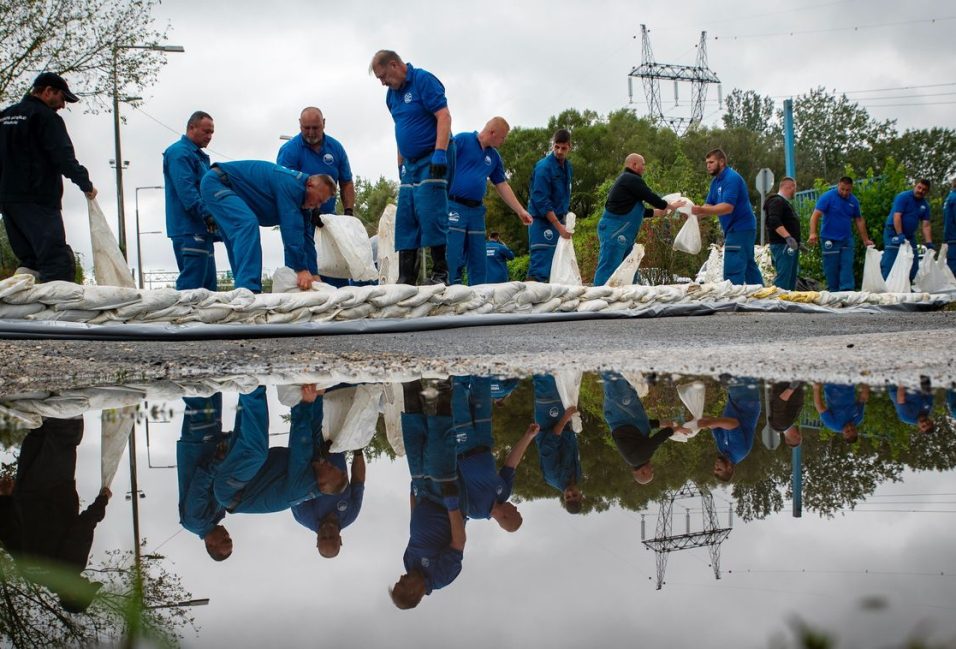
[0,72,97,282]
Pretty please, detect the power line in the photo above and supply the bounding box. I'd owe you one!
[713,15,956,40]
[858,101,956,108]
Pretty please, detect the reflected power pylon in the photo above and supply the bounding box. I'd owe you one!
[641,482,732,590]
[627,25,721,135]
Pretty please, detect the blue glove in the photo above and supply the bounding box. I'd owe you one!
[892,234,907,245]
[925,242,937,251]
[429,149,448,179]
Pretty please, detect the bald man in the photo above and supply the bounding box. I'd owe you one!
[592,154,683,285]
[446,117,532,285]
[277,107,355,286]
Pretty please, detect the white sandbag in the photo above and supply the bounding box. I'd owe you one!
[383,382,405,457]
[530,297,563,313]
[397,283,445,307]
[374,304,413,319]
[325,384,384,453]
[0,274,35,300]
[491,282,525,306]
[27,308,99,322]
[677,381,705,420]
[885,240,914,293]
[435,284,476,305]
[55,285,142,311]
[112,288,180,319]
[554,370,583,433]
[101,407,135,488]
[272,266,301,293]
[0,302,45,318]
[3,281,85,305]
[937,244,956,286]
[334,284,384,308]
[914,248,956,293]
[673,215,702,254]
[695,245,724,284]
[515,282,554,305]
[369,284,418,308]
[377,204,399,285]
[549,212,582,285]
[621,372,649,398]
[336,303,375,320]
[605,244,646,287]
[860,246,886,293]
[577,299,609,312]
[88,198,136,288]
[315,214,378,281]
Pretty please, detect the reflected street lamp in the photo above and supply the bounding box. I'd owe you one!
[112,43,184,259]
[135,186,163,288]
[146,598,210,609]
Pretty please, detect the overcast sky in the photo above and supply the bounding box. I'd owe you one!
[46,0,956,280]
[14,375,951,648]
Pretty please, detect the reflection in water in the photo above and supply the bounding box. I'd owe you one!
[1,371,955,646]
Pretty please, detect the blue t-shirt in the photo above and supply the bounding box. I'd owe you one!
[290,451,364,531]
[533,375,581,492]
[527,153,572,219]
[448,131,506,201]
[163,135,211,237]
[386,63,448,161]
[458,452,515,519]
[887,387,933,425]
[712,382,760,464]
[944,191,956,243]
[177,394,226,538]
[404,498,463,594]
[276,133,352,215]
[705,166,755,234]
[885,189,931,238]
[485,241,515,283]
[213,161,311,271]
[815,188,862,241]
[820,384,864,432]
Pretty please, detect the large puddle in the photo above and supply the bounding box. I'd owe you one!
[1,371,954,647]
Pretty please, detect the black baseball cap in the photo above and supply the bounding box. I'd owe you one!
[32,72,79,103]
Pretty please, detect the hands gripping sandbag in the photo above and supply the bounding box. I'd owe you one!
[549,212,582,285]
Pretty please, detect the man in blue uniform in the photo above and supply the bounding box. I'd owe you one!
[290,390,366,558]
[447,117,532,285]
[881,179,934,282]
[710,378,760,481]
[212,385,348,517]
[199,161,336,292]
[808,177,874,290]
[164,111,217,290]
[888,383,935,433]
[764,177,801,290]
[391,378,465,609]
[527,129,573,282]
[601,372,674,485]
[176,393,233,561]
[450,375,538,530]
[0,72,97,282]
[813,383,869,443]
[277,107,356,287]
[691,149,763,285]
[485,232,515,283]
[532,374,583,512]
[371,50,453,285]
[944,178,956,276]
[593,153,683,286]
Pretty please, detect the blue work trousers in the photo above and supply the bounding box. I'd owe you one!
[821,238,856,290]
[395,141,455,251]
[446,201,487,285]
[200,173,264,292]
[450,376,493,454]
[769,243,799,290]
[171,234,217,291]
[723,229,764,286]
[527,215,565,282]
[593,204,644,286]
[212,387,269,509]
[600,371,649,432]
[947,241,956,277]
[880,228,919,282]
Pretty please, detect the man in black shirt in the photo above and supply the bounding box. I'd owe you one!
[602,371,674,484]
[764,176,800,290]
[0,72,97,282]
[768,381,804,447]
[593,153,683,285]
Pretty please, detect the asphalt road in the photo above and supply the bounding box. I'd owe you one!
[1,310,954,393]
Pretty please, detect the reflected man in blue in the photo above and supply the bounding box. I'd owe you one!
[601,372,674,484]
[813,383,869,443]
[451,375,538,531]
[391,379,465,609]
[177,393,233,561]
[291,389,366,559]
[888,383,935,433]
[533,374,583,512]
[710,378,760,481]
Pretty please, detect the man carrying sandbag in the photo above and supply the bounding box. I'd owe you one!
[691,149,763,286]
[199,161,335,292]
[808,176,873,291]
[526,129,573,282]
[763,176,801,290]
[0,73,97,283]
[592,153,684,286]
[881,179,934,282]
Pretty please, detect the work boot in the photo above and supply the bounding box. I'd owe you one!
[397,250,420,285]
[424,245,448,285]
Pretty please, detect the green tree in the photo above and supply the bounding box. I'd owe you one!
[352,175,397,235]
[0,0,172,110]
[722,89,778,137]
[882,127,956,197]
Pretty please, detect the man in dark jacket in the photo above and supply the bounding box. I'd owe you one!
[764,177,801,290]
[0,417,111,612]
[0,72,97,282]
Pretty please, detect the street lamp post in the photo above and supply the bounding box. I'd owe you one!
[135,186,163,288]
[112,43,184,260]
